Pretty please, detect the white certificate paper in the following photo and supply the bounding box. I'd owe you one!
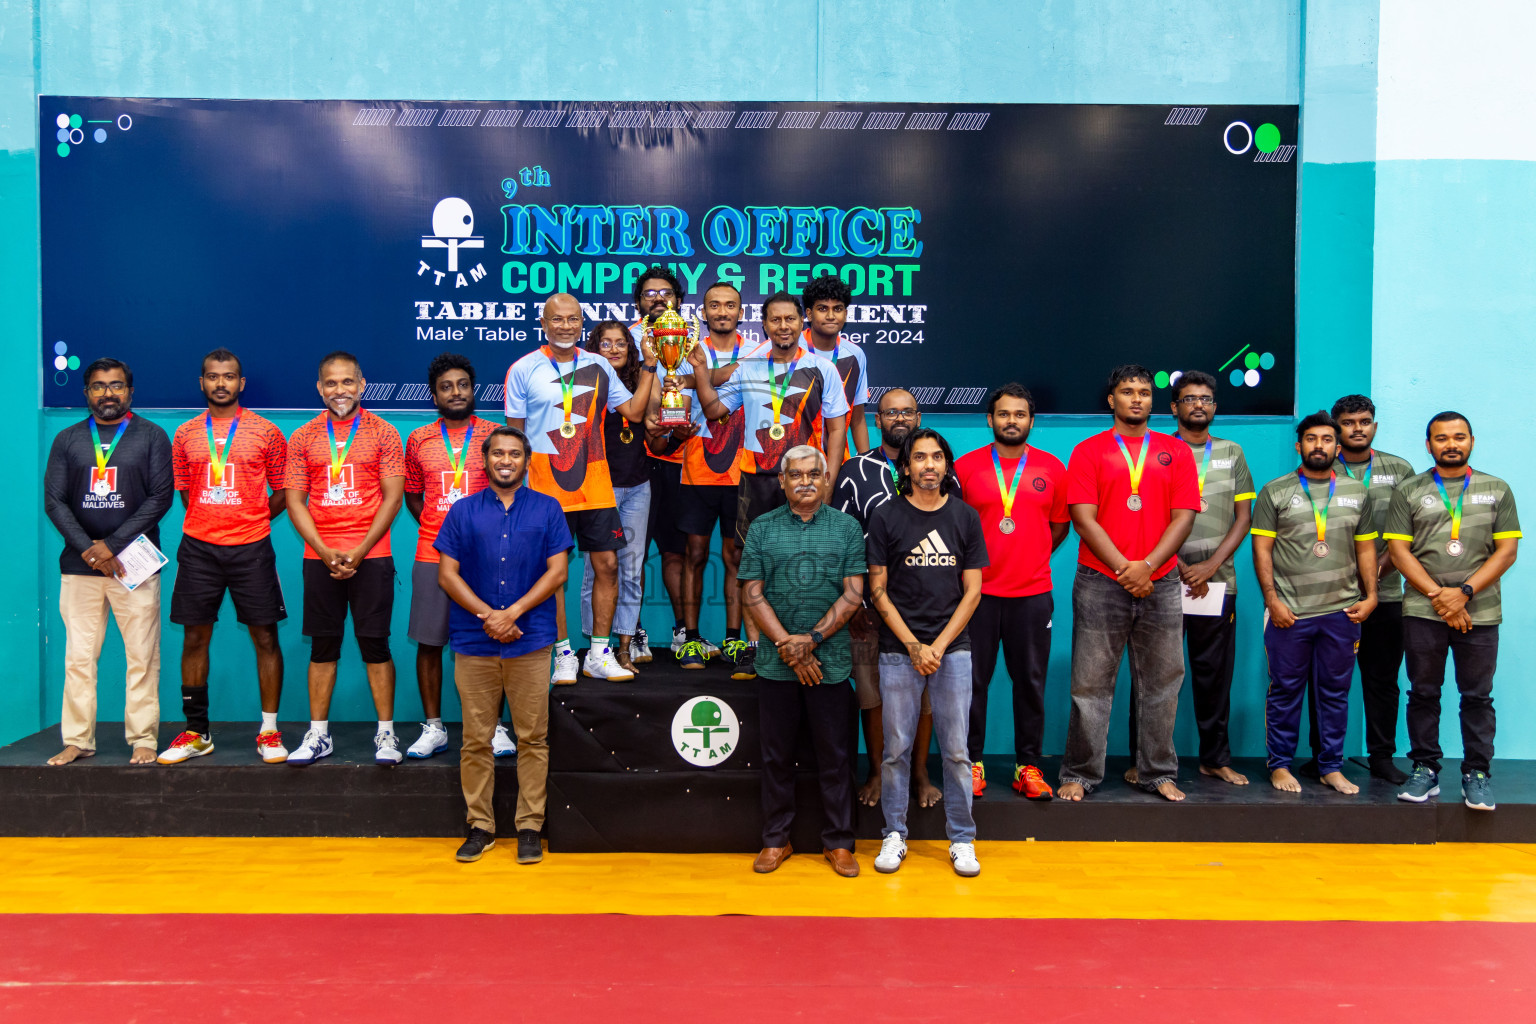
[1182,581,1227,616]
[116,534,169,592]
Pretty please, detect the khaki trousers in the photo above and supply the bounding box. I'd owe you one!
[59,573,162,751]
[454,647,550,833]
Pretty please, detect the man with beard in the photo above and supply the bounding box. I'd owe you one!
[1059,365,1199,802]
[688,291,849,680]
[506,293,656,682]
[1386,412,1520,812]
[736,445,865,877]
[1326,394,1417,785]
[435,426,572,864]
[284,351,407,766]
[802,274,870,459]
[832,388,939,809]
[1251,412,1378,795]
[402,353,508,759]
[953,383,1069,800]
[158,348,290,766]
[44,358,173,766]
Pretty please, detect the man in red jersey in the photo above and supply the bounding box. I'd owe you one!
[158,348,291,766]
[1059,364,1199,802]
[953,383,1069,801]
[403,353,507,760]
[284,351,407,767]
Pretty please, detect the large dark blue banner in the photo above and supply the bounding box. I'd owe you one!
[40,99,1297,413]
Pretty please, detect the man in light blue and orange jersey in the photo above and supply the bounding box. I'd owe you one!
[802,274,870,461]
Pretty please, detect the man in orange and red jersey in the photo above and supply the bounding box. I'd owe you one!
[505,292,658,683]
[802,274,870,460]
[157,348,289,766]
[283,351,407,766]
[402,353,507,760]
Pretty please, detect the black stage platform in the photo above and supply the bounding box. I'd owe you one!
[3,652,1533,847]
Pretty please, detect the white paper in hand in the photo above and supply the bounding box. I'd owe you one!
[116,535,169,592]
[1182,580,1227,616]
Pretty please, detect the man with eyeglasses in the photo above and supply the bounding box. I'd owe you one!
[507,292,657,683]
[44,357,173,766]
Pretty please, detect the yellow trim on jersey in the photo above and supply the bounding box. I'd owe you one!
[1250,528,1277,538]
[1382,532,1414,541]
[1353,531,1380,541]
[1233,491,1257,501]
[1493,530,1524,539]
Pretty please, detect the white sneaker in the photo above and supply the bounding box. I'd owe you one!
[949,841,981,878]
[374,731,403,766]
[551,648,579,685]
[629,630,653,664]
[874,832,908,874]
[492,724,516,757]
[407,722,449,759]
[670,626,687,653]
[583,646,636,681]
[256,729,288,763]
[286,728,333,766]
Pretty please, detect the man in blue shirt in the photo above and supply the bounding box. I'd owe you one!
[436,425,572,864]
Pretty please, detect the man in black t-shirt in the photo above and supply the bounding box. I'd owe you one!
[866,428,987,878]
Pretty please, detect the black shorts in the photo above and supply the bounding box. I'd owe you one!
[566,507,627,553]
[735,472,787,545]
[647,457,688,556]
[678,484,738,542]
[302,556,396,638]
[170,535,287,626]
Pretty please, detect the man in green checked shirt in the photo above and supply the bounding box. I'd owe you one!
[1384,412,1520,812]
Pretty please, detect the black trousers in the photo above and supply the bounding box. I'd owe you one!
[967,593,1053,763]
[1126,595,1238,768]
[1403,617,1498,775]
[1307,601,1406,760]
[758,677,856,850]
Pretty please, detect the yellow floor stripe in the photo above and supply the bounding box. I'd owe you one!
[2,838,1534,921]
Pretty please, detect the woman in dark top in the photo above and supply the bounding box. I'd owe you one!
[582,321,653,671]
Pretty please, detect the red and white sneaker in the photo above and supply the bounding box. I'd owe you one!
[256,730,288,764]
[971,761,987,797]
[157,731,214,765]
[1012,763,1054,801]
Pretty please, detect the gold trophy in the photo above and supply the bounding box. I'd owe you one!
[643,302,700,427]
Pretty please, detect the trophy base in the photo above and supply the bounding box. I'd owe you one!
[658,406,689,427]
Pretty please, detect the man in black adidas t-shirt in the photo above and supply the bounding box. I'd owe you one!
[866,428,987,878]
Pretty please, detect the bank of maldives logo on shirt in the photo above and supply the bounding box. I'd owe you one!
[671,696,740,767]
[906,529,958,567]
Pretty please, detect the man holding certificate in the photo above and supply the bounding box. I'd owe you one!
[43,357,173,766]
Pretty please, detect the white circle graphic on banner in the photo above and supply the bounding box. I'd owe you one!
[671,695,741,767]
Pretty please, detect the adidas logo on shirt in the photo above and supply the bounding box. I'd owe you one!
[905,529,958,567]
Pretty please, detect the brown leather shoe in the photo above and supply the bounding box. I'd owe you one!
[753,844,793,873]
[823,847,859,877]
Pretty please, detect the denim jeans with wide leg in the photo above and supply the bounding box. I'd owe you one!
[879,650,976,843]
[1061,567,1184,793]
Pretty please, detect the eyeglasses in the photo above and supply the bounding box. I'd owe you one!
[879,409,918,420]
[642,288,676,299]
[87,381,128,395]
[1177,395,1215,406]
[596,340,626,353]
[545,316,582,328]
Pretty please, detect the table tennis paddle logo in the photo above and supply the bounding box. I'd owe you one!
[671,695,740,767]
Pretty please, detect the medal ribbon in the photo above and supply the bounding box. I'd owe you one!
[326,416,359,485]
[769,355,800,430]
[204,413,240,487]
[1196,439,1212,498]
[1114,434,1149,499]
[1298,470,1335,544]
[880,450,899,489]
[441,420,475,492]
[88,415,131,474]
[707,333,742,368]
[991,444,1028,520]
[548,351,577,430]
[1433,469,1472,542]
[1338,450,1373,488]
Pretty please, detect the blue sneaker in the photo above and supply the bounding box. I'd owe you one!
[677,639,707,670]
[1397,765,1440,803]
[721,638,748,667]
[286,728,334,766]
[1462,771,1496,811]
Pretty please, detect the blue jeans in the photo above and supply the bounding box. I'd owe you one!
[879,650,976,843]
[582,482,650,638]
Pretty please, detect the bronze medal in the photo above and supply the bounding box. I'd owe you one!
[1313,541,1330,558]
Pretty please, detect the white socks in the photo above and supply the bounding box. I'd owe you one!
[377,720,393,737]
[555,637,573,656]
[310,720,328,735]
[261,711,278,732]
[427,717,443,728]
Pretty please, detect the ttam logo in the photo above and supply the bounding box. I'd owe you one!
[419,197,487,288]
[671,696,740,766]
[905,530,958,567]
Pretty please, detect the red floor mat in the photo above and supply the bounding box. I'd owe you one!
[1,915,1530,1022]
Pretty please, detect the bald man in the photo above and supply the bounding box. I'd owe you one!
[504,294,658,682]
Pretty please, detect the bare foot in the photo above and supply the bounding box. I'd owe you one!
[129,746,156,765]
[1270,768,1302,793]
[46,745,94,766]
[1200,764,1250,786]
[914,775,942,808]
[857,773,881,807]
[1319,771,1360,795]
[1154,780,1186,802]
[1123,766,1139,785]
[1058,781,1086,802]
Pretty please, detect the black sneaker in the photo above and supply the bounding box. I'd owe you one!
[517,829,544,864]
[456,826,495,863]
[1368,757,1410,786]
[730,643,758,680]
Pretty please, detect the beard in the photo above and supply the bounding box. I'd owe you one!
[991,424,1029,446]
[1303,450,1334,470]
[1435,450,1468,468]
[437,397,476,422]
[90,397,129,420]
[883,425,912,449]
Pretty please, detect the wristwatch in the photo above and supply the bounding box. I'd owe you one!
[640,362,657,373]
[1459,583,1475,599]
[809,630,824,646]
